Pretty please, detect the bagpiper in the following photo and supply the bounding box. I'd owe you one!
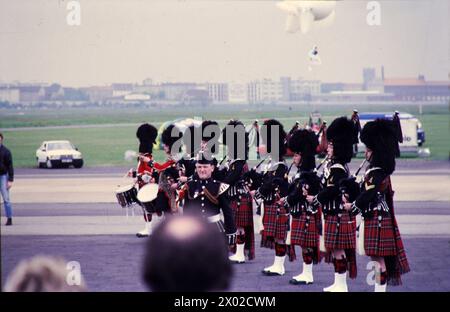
[307,117,357,292]
[254,119,293,276]
[280,128,322,285]
[344,118,410,291]
[218,120,255,263]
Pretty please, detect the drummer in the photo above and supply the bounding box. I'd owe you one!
[128,123,182,238]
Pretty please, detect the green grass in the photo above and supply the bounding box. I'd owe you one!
[1,106,448,167]
[1,104,448,128]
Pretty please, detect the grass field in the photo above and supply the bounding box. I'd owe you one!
[1,105,448,168]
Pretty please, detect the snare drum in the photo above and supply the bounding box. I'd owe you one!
[115,184,138,208]
[137,183,159,213]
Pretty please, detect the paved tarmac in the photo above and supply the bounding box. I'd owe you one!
[1,161,450,292]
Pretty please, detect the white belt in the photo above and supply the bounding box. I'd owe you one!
[207,214,221,223]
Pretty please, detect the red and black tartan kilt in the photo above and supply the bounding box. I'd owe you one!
[230,194,253,228]
[261,202,290,246]
[262,202,277,239]
[262,203,290,240]
[324,213,356,250]
[275,214,290,241]
[363,212,398,257]
[291,213,320,248]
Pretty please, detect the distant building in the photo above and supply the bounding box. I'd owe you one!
[290,79,321,101]
[384,76,450,102]
[44,84,65,101]
[124,93,151,101]
[363,67,376,90]
[80,86,113,102]
[207,83,228,103]
[18,86,45,102]
[321,82,345,94]
[182,89,209,105]
[228,82,248,104]
[63,88,89,101]
[161,83,197,101]
[280,77,291,101]
[0,87,20,103]
[111,83,134,98]
[248,79,282,104]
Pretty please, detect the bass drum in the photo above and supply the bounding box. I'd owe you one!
[137,183,159,213]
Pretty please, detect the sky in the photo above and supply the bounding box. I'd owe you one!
[0,0,448,87]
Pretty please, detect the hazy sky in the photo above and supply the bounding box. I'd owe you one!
[0,0,448,87]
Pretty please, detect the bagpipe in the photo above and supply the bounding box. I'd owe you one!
[339,159,367,203]
[313,155,330,186]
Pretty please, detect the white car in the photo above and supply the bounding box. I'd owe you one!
[36,140,84,168]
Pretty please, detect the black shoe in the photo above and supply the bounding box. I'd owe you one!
[262,270,284,276]
[5,218,12,226]
[289,278,313,285]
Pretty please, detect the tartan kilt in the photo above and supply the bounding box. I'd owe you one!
[324,213,356,250]
[275,214,290,241]
[262,202,278,238]
[261,202,290,246]
[291,213,320,248]
[363,212,398,257]
[230,194,253,228]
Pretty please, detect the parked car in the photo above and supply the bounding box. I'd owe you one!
[36,140,83,168]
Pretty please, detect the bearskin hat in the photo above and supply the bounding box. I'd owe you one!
[288,129,319,171]
[161,124,183,153]
[201,120,220,142]
[136,123,158,154]
[222,119,249,160]
[339,177,360,202]
[326,117,354,163]
[182,124,201,156]
[299,172,321,196]
[360,118,398,175]
[201,120,220,154]
[261,119,287,159]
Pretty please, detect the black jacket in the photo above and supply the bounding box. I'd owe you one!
[183,178,237,235]
[313,161,349,215]
[0,145,14,182]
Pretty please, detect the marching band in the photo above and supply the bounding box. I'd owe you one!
[115,112,409,292]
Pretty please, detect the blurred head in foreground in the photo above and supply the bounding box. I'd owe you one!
[4,255,87,292]
[143,215,232,292]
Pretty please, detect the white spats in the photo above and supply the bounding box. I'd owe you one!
[229,243,246,263]
[290,262,313,285]
[262,256,286,276]
[136,221,152,238]
[323,272,348,292]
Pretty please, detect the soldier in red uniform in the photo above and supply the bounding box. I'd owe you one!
[132,123,182,237]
